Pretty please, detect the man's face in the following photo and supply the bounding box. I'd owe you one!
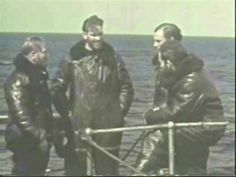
[154,30,176,74]
[153,29,167,51]
[31,43,49,67]
[83,25,104,51]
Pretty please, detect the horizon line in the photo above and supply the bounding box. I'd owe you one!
[0,31,234,38]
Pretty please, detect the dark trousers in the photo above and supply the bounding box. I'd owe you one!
[11,146,50,176]
[136,130,209,175]
[64,132,122,176]
[5,124,50,176]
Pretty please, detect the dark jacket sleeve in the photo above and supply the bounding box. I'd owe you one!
[50,59,71,119]
[116,54,134,117]
[145,76,225,146]
[50,59,74,157]
[145,78,203,124]
[4,73,46,143]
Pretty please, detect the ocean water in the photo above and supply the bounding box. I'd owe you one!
[0,33,235,175]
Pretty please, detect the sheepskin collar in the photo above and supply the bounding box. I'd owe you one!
[155,53,204,88]
[13,54,49,84]
[69,40,116,68]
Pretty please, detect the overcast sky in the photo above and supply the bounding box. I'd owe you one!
[0,0,235,37]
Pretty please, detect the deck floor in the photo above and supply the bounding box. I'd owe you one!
[0,124,140,176]
[0,146,65,176]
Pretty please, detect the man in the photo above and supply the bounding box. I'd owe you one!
[51,15,134,175]
[135,23,226,175]
[4,36,53,175]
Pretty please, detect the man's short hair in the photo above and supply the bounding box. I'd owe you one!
[82,15,103,32]
[154,23,182,41]
[21,36,44,55]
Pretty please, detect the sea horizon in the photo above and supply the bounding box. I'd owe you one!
[0,31,234,39]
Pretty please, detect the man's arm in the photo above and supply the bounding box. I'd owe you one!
[4,73,46,143]
[146,76,226,146]
[50,59,72,157]
[50,59,71,119]
[116,54,134,117]
[145,78,203,124]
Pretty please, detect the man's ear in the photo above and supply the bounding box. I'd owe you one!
[82,33,88,40]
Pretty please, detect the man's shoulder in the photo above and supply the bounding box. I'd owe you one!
[180,71,202,84]
[5,69,29,87]
[178,69,212,93]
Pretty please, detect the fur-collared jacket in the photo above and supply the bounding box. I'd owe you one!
[4,54,53,151]
[51,40,134,146]
[136,41,226,175]
[146,44,226,146]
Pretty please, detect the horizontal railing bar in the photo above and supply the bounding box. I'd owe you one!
[0,61,13,66]
[0,113,228,130]
[0,113,60,124]
[0,113,60,119]
[85,121,228,135]
[0,115,8,119]
[0,114,228,133]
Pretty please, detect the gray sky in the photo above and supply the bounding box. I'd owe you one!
[0,0,235,37]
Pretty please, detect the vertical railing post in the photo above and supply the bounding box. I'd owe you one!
[168,121,175,175]
[86,132,93,175]
[86,147,93,175]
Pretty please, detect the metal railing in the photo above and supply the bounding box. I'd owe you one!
[0,61,12,66]
[83,121,228,176]
[0,114,228,176]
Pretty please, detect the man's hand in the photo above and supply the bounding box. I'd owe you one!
[144,109,155,125]
[37,130,50,153]
[53,130,67,158]
[38,138,50,153]
[144,108,167,125]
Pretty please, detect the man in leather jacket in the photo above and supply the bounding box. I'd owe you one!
[4,36,53,175]
[135,24,226,175]
[51,15,134,175]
